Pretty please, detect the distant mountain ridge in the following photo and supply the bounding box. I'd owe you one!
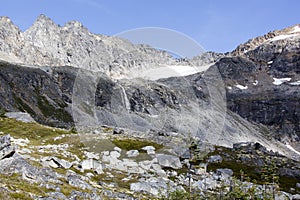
[0,14,176,77]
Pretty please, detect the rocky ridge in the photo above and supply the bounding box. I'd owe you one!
[0,15,176,77]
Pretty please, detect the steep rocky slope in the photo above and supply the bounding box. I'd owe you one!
[221,27,300,143]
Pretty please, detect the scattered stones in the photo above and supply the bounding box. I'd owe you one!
[156,154,182,169]
[130,177,180,196]
[11,137,30,147]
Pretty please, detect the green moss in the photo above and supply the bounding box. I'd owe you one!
[112,138,163,151]
[9,192,32,200]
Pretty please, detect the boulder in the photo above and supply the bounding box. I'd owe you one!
[207,155,222,163]
[113,147,122,153]
[5,112,35,123]
[81,159,103,174]
[113,128,124,135]
[130,177,178,196]
[292,194,300,200]
[41,156,72,169]
[142,146,155,155]
[126,150,139,157]
[216,168,233,177]
[156,154,182,169]
[0,134,15,160]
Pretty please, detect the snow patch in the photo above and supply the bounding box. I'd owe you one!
[289,81,300,86]
[267,61,273,65]
[235,84,248,90]
[128,64,213,80]
[227,86,232,90]
[270,34,300,41]
[272,77,291,85]
[253,80,258,86]
[286,143,300,156]
[291,26,300,33]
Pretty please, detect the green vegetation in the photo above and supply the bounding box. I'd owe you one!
[36,93,73,124]
[13,94,36,117]
[112,138,163,151]
[204,146,299,194]
[0,173,55,199]
[0,107,6,118]
[0,117,71,145]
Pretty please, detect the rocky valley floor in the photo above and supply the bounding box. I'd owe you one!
[0,114,299,200]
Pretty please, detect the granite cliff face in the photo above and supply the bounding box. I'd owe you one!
[223,27,300,142]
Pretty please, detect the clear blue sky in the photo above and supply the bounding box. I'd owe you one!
[1,0,300,53]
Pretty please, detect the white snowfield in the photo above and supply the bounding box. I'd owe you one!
[127,64,213,80]
[286,143,300,156]
[269,26,300,42]
[270,34,300,42]
[291,25,300,33]
[272,77,291,85]
[235,84,248,90]
[290,81,300,86]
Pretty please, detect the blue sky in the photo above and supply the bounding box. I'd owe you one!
[1,0,300,53]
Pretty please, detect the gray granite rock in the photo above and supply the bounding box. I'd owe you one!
[156,154,182,169]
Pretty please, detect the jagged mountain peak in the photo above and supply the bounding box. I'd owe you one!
[0,16,21,32]
[232,24,300,56]
[0,14,175,75]
[64,20,85,29]
[0,16,12,24]
[29,14,58,29]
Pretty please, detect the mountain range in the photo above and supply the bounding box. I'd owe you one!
[0,14,299,199]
